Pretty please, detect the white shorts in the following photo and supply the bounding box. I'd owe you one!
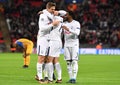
[64,46,79,60]
[48,40,62,57]
[37,36,49,56]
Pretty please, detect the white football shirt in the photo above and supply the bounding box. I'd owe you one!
[63,20,81,47]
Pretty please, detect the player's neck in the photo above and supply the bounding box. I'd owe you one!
[68,18,73,22]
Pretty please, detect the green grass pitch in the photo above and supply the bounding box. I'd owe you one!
[0,53,120,85]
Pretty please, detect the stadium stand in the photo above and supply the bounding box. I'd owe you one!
[0,0,120,52]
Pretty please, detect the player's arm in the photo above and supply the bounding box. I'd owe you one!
[39,20,60,31]
[62,25,80,35]
[37,11,43,15]
[58,10,67,16]
[23,53,30,58]
[23,48,30,58]
[39,9,66,16]
[62,22,80,35]
[39,15,60,31]
[69,26,80,35]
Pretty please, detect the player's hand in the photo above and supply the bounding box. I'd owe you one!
[52,20,60,26]
[23,54,30,58]
[62,25,69,31]
[23,54,26,58]
[54,11,59,16]
[37,11,43,15]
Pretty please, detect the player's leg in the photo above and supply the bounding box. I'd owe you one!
[45,40,62,80]
[64,47,73,82]
[71,46,79,83]
[53,58,62,83]
[53,66,56,80]
[36,56,46,80]
[43,59,56,81]
[72,60,78,82]
[45,56,54,82]
[23,43,33,68]
[22,51,29,68]
[66,60,72,81]
[36,37,48,82]
[45,43,54,82]
[42,59,48,81]
[23,55,30,68]
[52,41,62,83]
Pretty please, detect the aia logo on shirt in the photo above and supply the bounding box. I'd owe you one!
[64,30,70,34]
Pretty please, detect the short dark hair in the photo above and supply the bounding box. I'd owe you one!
[46,2,56,9]
[67,11,75,19]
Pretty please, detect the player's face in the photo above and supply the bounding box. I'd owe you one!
[47,6,55,14]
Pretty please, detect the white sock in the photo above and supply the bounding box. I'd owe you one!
[37,63,43,80]
[55,62,62,80]
[72,60,78,80]
[43,63,48,78]
[46,62,53,81]
[67,61,72,79]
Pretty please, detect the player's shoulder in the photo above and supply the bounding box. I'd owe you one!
[72,20,81,28]
[39,14,48,21]
[39,13,47,18]
[73,20,80,25]
[73,20,79,24]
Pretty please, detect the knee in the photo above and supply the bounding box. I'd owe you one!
[38,56,45,63]
[46,56,54,63]
[53,58,59,64]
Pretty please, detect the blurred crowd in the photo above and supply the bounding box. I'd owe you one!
[1,0,120,48]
